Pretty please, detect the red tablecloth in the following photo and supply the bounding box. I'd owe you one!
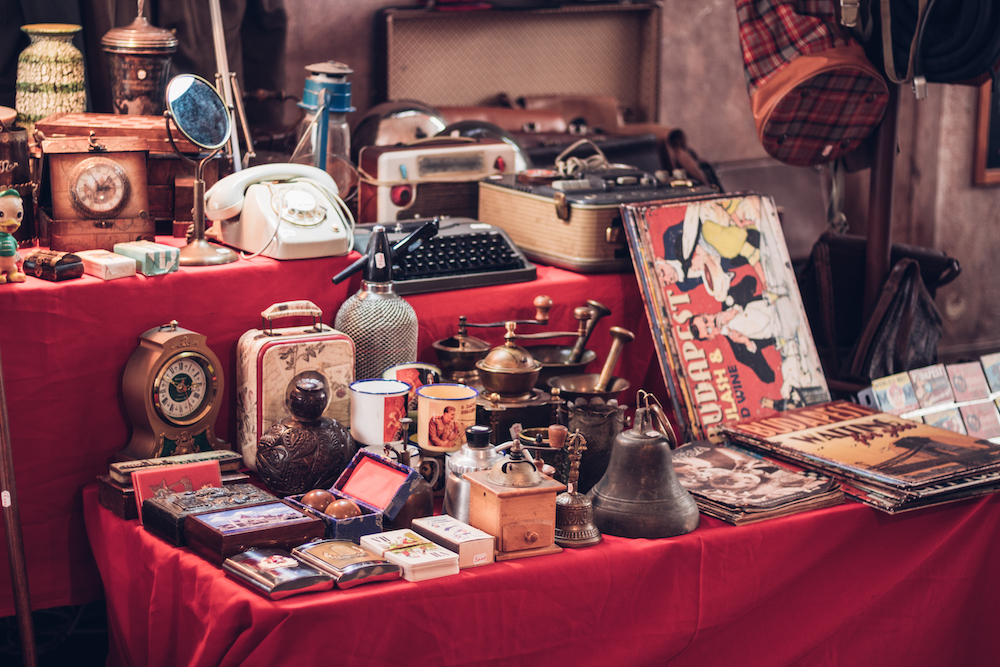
[0,246,654,615]
[82,484,1000,667]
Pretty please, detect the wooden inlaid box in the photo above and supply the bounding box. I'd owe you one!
[184,500,326,565]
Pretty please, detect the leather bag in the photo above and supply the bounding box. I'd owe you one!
[735,0,890,166]
[797,232,960,387]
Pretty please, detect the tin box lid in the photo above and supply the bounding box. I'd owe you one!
[333,449,421,520]
[102,16,178,53]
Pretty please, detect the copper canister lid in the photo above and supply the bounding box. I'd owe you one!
[102,16,178,53]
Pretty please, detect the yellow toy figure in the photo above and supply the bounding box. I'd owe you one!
[0,189,25,284]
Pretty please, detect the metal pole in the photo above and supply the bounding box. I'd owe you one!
[0,344,37,667]
[208,0,242,172]
[863,84,901,322]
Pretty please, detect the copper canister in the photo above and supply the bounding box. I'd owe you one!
[101,14,178,115]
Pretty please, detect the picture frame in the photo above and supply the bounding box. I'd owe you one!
[973,80,1000,187]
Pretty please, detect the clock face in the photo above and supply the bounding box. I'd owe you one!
[152,352,216,426]
[68,156,131,219]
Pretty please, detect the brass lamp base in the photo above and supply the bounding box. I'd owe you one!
[179,239,238,266]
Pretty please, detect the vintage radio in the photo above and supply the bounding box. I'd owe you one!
[357,138,515,223]
[478,169,716,273]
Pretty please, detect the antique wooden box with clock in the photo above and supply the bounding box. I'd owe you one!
[119,320,230,462]
[42,133,153,252]
[35,112,218,228]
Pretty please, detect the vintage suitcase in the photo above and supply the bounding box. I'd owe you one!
[478,171,716,273]
[184,500,326,565]
[236,300,354,471]
[377,4,661,125]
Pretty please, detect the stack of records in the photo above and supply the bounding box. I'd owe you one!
[721,401,1000,513]
[360,529,460,582]
[620,193,831,444]
[671,442,843,525]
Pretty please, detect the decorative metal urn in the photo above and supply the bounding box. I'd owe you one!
[256,377,355,496]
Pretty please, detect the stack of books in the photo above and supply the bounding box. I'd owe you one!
[720,401,1000,513]
[671,442,843,525]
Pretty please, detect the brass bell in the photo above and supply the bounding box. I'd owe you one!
[586,403,699,538]
[553,428,602,548]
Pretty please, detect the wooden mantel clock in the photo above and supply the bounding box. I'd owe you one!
[43,132,153,251]
[119,320,229,462]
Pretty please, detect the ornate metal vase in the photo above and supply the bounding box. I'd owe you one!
[256,377,355,496]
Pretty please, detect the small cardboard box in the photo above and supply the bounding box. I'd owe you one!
[286,450,424,544]
[411,515,495,568]
[75,249,137,281]
[184,500,326,565]
[112,239,179,276]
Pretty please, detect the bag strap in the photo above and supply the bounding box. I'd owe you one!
[848,258,921,378]
[879,0,928,85]
[811,236,842,375]
[890,262,921,370]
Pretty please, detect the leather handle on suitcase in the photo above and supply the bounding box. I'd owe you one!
[261,300,324,335]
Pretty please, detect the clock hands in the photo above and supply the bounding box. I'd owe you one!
[169,375,205,400]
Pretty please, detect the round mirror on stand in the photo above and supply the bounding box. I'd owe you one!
[164,74,238,266]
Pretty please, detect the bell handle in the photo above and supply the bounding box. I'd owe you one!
[647,399,678,449]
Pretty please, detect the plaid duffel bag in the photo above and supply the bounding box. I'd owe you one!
[736,0,890,166]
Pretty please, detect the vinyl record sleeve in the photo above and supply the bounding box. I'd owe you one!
[622,193,830,442]
[722,401,1000,491]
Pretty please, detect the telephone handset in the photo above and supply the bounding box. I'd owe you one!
[204,163,354,260]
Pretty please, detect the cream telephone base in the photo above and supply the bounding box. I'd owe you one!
[205,163,354,260]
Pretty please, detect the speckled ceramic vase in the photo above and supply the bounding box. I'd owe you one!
[15,24,87,136]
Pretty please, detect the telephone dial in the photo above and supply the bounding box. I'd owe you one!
[204,163,354,260]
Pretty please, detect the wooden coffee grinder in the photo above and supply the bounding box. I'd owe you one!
[464,437,565,561]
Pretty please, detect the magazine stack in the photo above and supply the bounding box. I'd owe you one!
[720,401,1000,513]
[671,442,843,525]
[621,193,831,443]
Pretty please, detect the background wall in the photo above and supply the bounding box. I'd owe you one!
[6,0,1000,359]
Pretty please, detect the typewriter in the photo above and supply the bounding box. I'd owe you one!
[352,217,537,295]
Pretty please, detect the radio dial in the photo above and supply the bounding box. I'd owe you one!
[391,184,413,207]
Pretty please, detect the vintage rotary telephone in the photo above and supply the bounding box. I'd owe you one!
[204,162,355,260]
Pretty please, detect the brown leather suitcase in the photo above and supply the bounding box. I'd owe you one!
[376,3,662,124]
